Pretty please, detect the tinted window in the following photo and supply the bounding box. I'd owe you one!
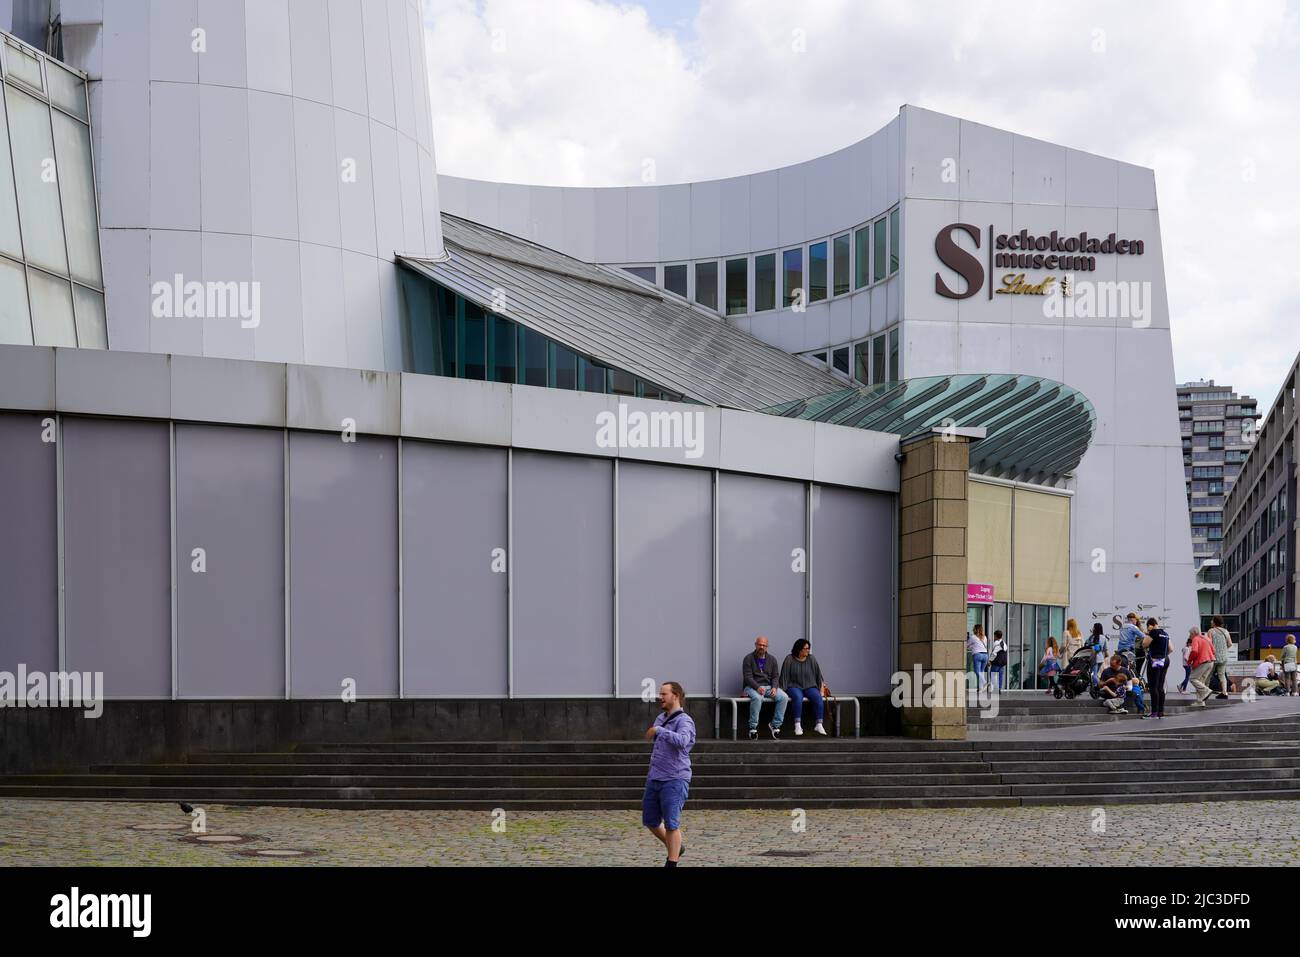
[889,208,900,274]
[809,241,827,302]
[459,299,486,379]
[489,313,515,383]
[782,248,802,308]
[664,263,687,298]
[874,218,887,282]
[833,234,850,296]
[854,225,870,289]
[833,346,849,375]
[854,341,870,383]
[695,261,718,310]
[755,253,776,312]
[550,341,577,389]
[725,258,747,315]
[519,326,547,386]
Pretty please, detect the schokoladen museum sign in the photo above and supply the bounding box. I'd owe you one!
[933,223,1146,299]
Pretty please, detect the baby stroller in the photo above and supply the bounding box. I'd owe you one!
[1053,646,1096,698]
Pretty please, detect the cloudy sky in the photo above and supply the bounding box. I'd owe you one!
[422,0,1300,410]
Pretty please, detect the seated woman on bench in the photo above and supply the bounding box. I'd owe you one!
[779,639,831,736]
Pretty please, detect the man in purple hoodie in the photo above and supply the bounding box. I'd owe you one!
[643,681,696,867]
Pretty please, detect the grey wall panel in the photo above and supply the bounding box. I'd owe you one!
[617,462,712,696]
[402,441,508,696]
[63,418,171,696]
[289,432,398,697]
[512,451,613,695]
[175,424,285,697]
[718,473,805,695]
[811,485,894,694]
[0,413,57,673]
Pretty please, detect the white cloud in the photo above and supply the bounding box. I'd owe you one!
[423,0,1300,406]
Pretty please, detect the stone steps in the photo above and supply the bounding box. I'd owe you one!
[7,713,1300,810]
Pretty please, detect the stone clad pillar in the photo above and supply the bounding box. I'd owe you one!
[898,431,978,739]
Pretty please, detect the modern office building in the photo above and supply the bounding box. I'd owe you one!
[0,2,1197,759]
[441,104,1196,670]
[1223,353,1299,650]
[1176,379,1258,621]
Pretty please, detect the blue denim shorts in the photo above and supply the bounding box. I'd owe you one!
[641,778,689,830]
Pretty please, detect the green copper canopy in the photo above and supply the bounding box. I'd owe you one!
[762,374,1097,486]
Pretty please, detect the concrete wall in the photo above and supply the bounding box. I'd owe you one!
[0,344,900,705]
[58,0,443,369]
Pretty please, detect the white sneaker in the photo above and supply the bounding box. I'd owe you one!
[794,722,803,736]
[814,722,827,736]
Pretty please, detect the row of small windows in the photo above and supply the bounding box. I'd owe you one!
[399,274,684,402]
[799,327,900,387]
[1225,548,1289,615]
[1234,588,1291,636]
[622,208,900,317]
[1225,488,1288,583]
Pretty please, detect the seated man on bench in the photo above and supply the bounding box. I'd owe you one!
[741,635,788,740]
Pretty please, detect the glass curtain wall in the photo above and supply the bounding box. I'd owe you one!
[400,272,683,404]
[0,36,106,348]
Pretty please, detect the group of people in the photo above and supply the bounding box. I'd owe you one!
[967,618,1093,692]
[740,636,833,739]
[974,611,1300,716]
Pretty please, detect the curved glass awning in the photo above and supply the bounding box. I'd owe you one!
[762,374,1097,486]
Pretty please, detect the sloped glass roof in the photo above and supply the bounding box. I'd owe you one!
[399,215,846,412]
[762,374,1097,485]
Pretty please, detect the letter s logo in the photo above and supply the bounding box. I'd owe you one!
[934,223,984,299]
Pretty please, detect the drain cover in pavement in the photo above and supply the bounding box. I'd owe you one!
[180,833,258,846]
[756,849,820,858]
[236,848,321,859]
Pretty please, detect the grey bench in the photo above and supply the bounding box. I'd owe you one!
[715,694,861,739]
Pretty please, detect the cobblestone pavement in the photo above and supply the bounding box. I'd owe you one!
[1,799,1298,866]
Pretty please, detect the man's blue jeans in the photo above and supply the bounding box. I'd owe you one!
[744,686,788,730]
[787,686,824,724]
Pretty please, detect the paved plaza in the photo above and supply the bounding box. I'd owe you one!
[1,798,1297,866]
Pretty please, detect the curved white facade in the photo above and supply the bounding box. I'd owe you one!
[61,0,443,370]
[438,104,1197,639]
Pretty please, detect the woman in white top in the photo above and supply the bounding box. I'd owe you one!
[1062,618,1085,664]
[967,625,989,691]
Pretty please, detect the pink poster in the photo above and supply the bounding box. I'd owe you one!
[967,583,995,604]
